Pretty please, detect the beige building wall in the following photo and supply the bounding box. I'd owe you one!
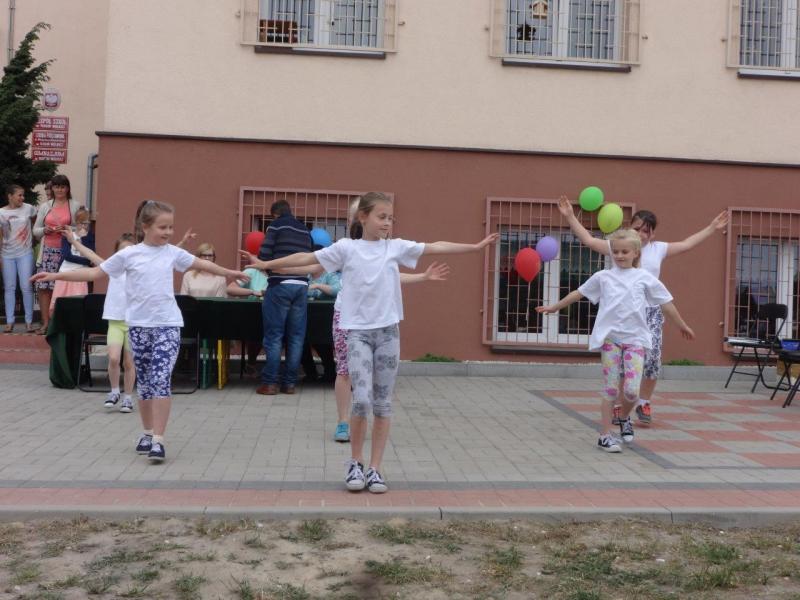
[102,0,800,165]
[1,0,109,204]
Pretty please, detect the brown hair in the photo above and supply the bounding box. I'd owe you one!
[113,233,136,252]
[608,228,642,268]
[631,210,657,232]
[133,200,174,242]
[5,184,23,198]
[349,192,392,239]
[50,174,72,199]
[74,207,91,223]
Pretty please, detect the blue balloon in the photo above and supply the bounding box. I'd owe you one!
[310,228,333,248]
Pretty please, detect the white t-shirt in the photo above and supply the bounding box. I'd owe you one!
[100,243,195,327]
[0,203,36,259]
[103,274,126,321]
[640,241,668,279]
[315,238,425,330]
[578,266,673,351]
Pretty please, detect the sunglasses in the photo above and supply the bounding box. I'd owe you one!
[199,253,216,259]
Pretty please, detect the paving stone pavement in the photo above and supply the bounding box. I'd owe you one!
[1,365,800,523]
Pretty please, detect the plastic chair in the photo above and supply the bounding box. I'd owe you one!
[724,303,787,393]
[173,295,200,394]
[77,294,109,392]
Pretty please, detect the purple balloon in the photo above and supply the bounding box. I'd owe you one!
[535,236,559,262]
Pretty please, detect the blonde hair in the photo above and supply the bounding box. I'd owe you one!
[608,228,641,268]
[349,192,392,239]
[134,200,174,242]
[191,242,216,277]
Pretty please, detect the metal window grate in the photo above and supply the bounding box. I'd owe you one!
[241,0,398,51]
[237,187,379,263]
[482,197,635,347]
[728,0,800,70]
[491,0,640,65]
[724,208,800,342]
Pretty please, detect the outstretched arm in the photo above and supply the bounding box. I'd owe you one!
[536,290,584,314]
[191,258,250,283]
[62,229,106,266]
[423,233,499,255]
[399,262,450,284]
[557,195,610,255]
[240,250,320,271]
[665,211,728,257]
[31,266,107,284]
[660,302,695,340]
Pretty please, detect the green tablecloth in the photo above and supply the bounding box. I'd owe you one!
[47,296,334,389]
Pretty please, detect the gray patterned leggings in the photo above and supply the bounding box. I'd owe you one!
[347,324,400,418]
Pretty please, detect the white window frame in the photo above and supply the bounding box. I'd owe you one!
[729,0,800,74]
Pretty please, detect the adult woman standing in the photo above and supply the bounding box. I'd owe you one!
[32,175,80,334]
[0,185,37,333]
[558,196,727,425]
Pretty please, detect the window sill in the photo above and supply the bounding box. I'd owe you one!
[502,57,632,73]
[491,345,600,357]
[737,67,800,80]
[253,45,386,59]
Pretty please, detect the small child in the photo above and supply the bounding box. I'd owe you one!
[33,200,248,463]
[49,207,94,315]
[536,228,694,453]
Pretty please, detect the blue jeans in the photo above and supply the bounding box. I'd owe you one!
[261,283,308,386]
[2,251,35,325]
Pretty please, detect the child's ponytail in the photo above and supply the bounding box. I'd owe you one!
[134,200,174,243]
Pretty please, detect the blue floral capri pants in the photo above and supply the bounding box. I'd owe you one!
[129,326,180,400]
[347,324,400,418]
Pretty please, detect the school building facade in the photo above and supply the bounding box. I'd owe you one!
[5,0,800,365]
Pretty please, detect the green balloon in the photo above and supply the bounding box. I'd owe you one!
[597,203,623,234]
[579,186,604,212]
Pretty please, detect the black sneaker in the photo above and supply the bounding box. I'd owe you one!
[597,434,622,453]
[365,468,388,494]
[148,442,165,463]
[135,434,153,455]
[345,459,365,491]
[620,417,634,443]
[104,391,120,409]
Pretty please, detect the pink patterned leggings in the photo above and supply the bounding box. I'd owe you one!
[601,339,645,406]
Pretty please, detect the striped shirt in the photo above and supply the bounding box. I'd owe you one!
[258,214,313,286]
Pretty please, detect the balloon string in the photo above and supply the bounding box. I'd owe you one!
[527,279,532,327]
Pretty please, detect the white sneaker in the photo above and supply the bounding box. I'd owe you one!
[365,467,388,494]
[104,391,120,409]
[597,434,622,453]
[619,417,634,443]
[345,459,366,491]
[119,397,133,413]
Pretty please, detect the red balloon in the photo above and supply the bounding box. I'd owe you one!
[244,231,265,255]
[514,248,541,283]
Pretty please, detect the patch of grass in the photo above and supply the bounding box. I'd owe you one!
[368,522,462,552]
[365,558,448,585]
[173,573,207,599]
[44,573,83,589]
[266,583,311,600]
[83,573,120,595]
[0,523,23,553]
[132,567,160,584]
[180,550,217,562]
[275,559,292,570]
[11,561,42,585]
[684,564,737,591]
[664,358,704,366]
[19,592,65,600]
[229,576,261,600]
[86,547,151,571]
[119,585,152,598]
[484,546,525,580]
[243,533,267,549]
[686,540,738,564]
[296,519,333,544]
[413,352,459,362]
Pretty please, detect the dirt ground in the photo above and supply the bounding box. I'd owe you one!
[2,516,800,599]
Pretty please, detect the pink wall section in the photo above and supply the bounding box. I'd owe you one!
[95,134,800,365]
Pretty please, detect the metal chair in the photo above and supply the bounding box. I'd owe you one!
[173,295,200,394]
[771,346,800,407]
[724,303,787,393]
[77,294,109,392]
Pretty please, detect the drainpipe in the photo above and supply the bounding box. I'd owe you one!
[86,153,98,212]
[6,0,15,63]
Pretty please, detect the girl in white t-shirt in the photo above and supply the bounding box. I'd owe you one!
[33,200,248,463]
[558,197,727,425]
[63,231,138,413]
[245,192,498,493]
[537,229,694,453]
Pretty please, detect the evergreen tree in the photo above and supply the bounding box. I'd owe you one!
[0,22,55,206]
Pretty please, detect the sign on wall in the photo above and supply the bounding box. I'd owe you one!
[32,116,69,163]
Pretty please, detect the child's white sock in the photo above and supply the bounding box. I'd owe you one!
[637,398,647,407]
[111,387,120,395]
[143,429,153,437]
[123,394,132,401]
[153,435,165,444]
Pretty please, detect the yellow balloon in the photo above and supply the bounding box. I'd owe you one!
[597,203,623,234]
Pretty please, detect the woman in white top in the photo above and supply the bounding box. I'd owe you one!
[558,197,727,425]
[33,200,248,464]
[180,243,228,298]
[0,184,37,332]
[538,229,694,453]
[246,192,498,494]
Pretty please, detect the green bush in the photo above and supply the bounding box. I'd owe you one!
[664,359,704,366]
[413,353,460,363]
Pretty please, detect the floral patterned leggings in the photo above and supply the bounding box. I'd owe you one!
[601,339,645,406]
[128,326,180,400]
[347,324,400,418]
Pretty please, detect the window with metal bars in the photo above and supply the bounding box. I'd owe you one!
[725,208,800,342]
[246,0,393,50]
[493,0,640,65]
[237,187,371,262]
[483,198,634,348]
[729,0,800,70]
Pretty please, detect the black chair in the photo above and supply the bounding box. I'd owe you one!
[771,346,800,407]
[724,303,787,393]
[173,295,200,394]
[77,294,110,392]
